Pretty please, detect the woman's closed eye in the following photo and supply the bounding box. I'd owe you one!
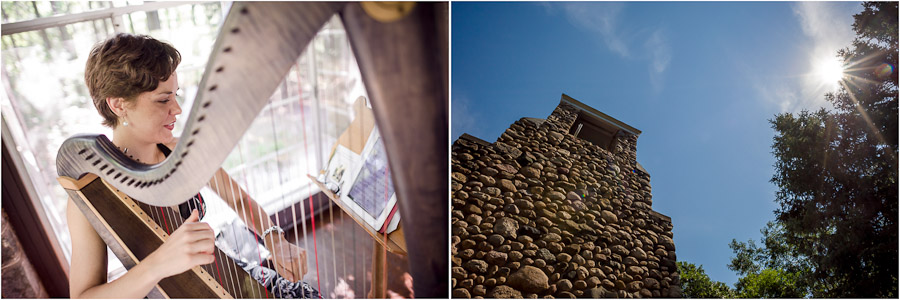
[159,90,181,103]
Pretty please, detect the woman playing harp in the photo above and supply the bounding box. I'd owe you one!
[67,33,319,299]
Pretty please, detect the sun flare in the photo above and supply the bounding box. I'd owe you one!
[816,56,845,88]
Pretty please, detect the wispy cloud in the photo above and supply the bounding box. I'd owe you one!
[754,79,802,114]
[645,29,671,92]
[744,2,860,113]
[780,2,860,112]
[451,91,478,141]
[559,2,630,57]
[794,2,856,51]
[545,2,672,92]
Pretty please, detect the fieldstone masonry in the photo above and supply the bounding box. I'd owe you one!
[1,209,48,298]
[451,94,681,298]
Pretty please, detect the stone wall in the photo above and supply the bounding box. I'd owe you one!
[450,97,681,298]
[1,209,49,298]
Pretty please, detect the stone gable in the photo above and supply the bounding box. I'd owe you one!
[451,94,681,298]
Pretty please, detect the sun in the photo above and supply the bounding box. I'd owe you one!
[815,56,845,89]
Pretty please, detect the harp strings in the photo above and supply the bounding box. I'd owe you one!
[355,98,362,297]
[138,184,268,297]
[268,88,324,298]
[267,96,287,298]
[287,94,312,295]
[133,201,245,296]
[294,63,324,294]
[178,70,329,298]
[309,57,329,297]
[233,160,276,299]
[232,155,265,298]
[142,44,382,298]
[251,151,277,298]
[383,162,389,295]
[236,142,271,298]
[210,173,242,297]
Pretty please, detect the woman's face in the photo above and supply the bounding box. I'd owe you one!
[123,73,182,144]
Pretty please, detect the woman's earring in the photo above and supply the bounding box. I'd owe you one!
[122,117,129,127]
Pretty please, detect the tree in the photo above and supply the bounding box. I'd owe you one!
[729,222,815,298]
[767,2,897,297]
[677,261,736,298]
[733,268,806,298]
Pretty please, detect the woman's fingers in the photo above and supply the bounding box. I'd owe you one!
[291,248,303,279]
[278,259,294,281]
[185,209,200,223]
[301,249,308,276]
[295,251,307,277]
[277,255,301,282]
[180,222,213,233]
[285,265,296,282]
[188,236,216,254]
[191,252,215,266]
[270,242,312,282]
[276,263,291,281]
[289,260,299,282]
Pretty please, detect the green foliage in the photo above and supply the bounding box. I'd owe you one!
[677,261,736,298]
[729,222,819,297]
[681,254,809,299]
[734,268,806,298]
[765,1,898,297]
[728,238,763,276]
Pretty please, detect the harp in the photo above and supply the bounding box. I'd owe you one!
[56,2,447,298]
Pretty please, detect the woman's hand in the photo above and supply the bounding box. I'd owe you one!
[145,210,216,279]
[267,235,309,282]
[207,168,309,281]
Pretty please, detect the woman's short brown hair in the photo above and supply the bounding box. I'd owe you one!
[84,33,181,128]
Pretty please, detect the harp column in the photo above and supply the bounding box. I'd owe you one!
[341,2,449,298]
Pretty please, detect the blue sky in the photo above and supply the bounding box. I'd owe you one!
[452,1,863,286]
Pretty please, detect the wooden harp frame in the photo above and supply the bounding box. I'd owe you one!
[56,2,448,298]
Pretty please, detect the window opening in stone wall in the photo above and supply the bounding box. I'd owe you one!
[568,111,621,152]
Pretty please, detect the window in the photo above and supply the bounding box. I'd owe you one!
[569,111,622,152]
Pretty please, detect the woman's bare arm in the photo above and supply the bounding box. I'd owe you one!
[67,197,163,298]
[68,198,215,298]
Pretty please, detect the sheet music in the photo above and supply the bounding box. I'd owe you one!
[324,145,360,194]
[346,136,394,218]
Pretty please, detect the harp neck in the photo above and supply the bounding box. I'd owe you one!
[55,2,346,207]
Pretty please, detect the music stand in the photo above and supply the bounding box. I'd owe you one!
[309,97,406,298]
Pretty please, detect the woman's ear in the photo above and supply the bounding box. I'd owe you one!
[106,97,126,117]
